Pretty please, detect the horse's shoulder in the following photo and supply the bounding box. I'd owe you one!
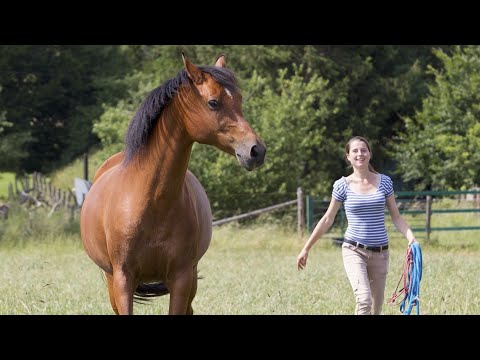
[93,152,125,183]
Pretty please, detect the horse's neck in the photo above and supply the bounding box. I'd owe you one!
[131,109,193,201]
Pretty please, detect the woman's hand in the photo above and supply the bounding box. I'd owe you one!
[297,249,309,270]
[408,238,418,246]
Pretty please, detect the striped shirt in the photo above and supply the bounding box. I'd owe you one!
[332,174,394,247]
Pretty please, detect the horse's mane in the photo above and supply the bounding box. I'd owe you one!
[124,65,240,163]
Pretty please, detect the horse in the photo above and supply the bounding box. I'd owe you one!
[80,53,266,315]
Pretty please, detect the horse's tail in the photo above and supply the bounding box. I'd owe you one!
[133,272,203,303]
[134,282,169,303]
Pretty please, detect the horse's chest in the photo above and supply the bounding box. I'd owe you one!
[114,201,200,269]
[132,215,197,251]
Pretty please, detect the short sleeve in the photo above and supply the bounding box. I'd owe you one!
[383,174,394,197]
[332,178,346,202]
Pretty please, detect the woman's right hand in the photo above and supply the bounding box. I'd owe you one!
[297,249,309,270]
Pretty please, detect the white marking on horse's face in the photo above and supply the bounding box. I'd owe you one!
[225,88,233,99]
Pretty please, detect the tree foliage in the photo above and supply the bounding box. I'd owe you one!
[90,45,451,216]
[0,45,132,173]
[0,111,32,171]
[392,46,480,190]
[5,45,471,218]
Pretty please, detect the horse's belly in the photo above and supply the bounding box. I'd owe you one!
[134,239,193,282]
[80,183,113,273]
[185,171,213,260]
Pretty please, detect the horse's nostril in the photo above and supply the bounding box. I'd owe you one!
[251,145,259,158]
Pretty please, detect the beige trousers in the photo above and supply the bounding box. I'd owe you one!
[342,242,390,315]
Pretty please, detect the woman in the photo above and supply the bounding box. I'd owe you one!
[296,136,418,315]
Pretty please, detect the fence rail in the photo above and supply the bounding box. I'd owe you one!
[212,199,297,226]
[306,189,480,242]
[212,188,306,239]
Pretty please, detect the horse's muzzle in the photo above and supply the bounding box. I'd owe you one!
[236,142,266,171]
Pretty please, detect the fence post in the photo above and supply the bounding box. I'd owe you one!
[425,195,432,242]
[84,153,89,181]
[297,187,304,240]
[8,183,14,201]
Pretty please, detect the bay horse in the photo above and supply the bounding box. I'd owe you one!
[80,53,266,315]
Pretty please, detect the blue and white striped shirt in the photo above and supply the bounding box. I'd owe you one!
[332,174,394,247]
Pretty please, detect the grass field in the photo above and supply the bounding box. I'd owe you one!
[0,221,478,315]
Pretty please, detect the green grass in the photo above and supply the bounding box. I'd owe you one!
[0,172,15,200]
[0,221,478,315]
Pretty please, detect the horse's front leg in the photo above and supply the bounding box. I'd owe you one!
[168,266,195,315]
[186,265,198,315]
[105,272,119,315]
[112,268,135,315]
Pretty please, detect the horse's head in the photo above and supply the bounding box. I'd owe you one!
[181,53,266,171]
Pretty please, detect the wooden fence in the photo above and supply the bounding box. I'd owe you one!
[393,190,480,240]
[213,188,305,239]
[7,172,78,217]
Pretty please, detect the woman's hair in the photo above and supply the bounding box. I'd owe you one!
[344,136,378,174]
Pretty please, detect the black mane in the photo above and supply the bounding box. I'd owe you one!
[124,65,239,163]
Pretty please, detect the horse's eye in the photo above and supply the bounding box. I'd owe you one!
[208,99,220,110]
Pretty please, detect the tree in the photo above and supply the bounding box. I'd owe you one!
[392,46,480,190]
[0,111,30,172]
[0,45,132,173]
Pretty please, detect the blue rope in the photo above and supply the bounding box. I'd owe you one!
[399,243,422,315]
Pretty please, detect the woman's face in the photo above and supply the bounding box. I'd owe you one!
[347,140,370,168]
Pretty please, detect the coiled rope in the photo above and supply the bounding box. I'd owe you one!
[387,242,422,315]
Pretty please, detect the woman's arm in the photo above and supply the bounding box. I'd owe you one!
[297,198,343,269]
[386,194,418,245]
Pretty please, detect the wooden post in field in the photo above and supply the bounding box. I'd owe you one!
[83,153,89,181]
[425,195,432,242]
[8,183,14,201]
[297,187,304,240]
[475,187,480,212]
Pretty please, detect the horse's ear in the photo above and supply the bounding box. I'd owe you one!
[214,54,226,68]
[182,52,204,85]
